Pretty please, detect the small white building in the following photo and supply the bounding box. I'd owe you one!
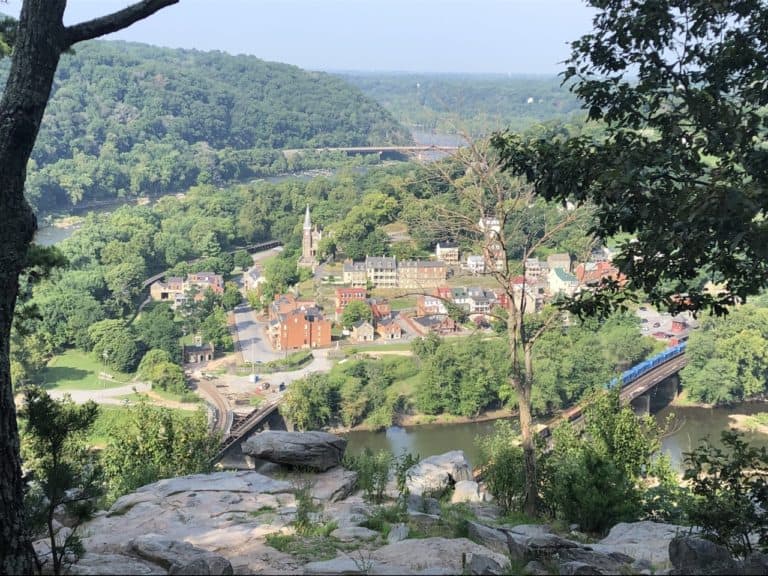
[466,254,486,275]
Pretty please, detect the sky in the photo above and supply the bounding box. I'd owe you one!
[2,0,596,75]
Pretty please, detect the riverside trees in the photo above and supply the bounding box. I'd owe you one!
[0,2,180,572]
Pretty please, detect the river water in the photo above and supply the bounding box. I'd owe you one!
[344,402,768,470]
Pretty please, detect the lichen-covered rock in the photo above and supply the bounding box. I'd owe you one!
[129,535,233,575]
[309,467,358,502]
[592,521,687,568]
[466,552,508,575]
[451,480,483,504]
[241,431,347,471]
[387,523,409,544]
[406,451,472,497]
[668,536,738,575]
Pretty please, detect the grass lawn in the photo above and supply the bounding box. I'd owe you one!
[41,350,133,391]
[390,372,422,397]
[346,342,413,353]
[88,404,201,448]
[389,296,417,311]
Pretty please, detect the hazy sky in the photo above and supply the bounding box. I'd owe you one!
[2,1,596,74]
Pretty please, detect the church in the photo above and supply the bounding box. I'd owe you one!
[298,205,322,271]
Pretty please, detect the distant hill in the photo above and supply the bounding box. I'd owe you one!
[17,41,411,214]
[341,73,585,137]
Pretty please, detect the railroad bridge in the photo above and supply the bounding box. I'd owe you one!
[538,342,688,440]
[213,399,288,467]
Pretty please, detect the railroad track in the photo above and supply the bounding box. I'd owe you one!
[212,399,282,463]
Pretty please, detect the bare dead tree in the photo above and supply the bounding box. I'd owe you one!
[418,138,593,515]
[0,2,179,573]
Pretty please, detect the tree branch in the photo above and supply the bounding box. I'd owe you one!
[63,0,179,47]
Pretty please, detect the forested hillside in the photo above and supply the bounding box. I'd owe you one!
[342,73,584,136]
[16,41,411,214]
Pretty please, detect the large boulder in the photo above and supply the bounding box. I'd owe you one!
[406,451,472,497]
[128,535,233,575]
[592,521,688,568]
[241,431,347,471]
[668,535,739,575]
[309,467,358,502]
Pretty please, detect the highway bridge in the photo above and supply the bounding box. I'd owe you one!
[283,145,461,160]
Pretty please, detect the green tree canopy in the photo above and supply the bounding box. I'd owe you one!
[493,0,768,316]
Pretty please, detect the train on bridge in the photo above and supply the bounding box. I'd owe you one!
[539,341,688,439]
[607,341,687,390]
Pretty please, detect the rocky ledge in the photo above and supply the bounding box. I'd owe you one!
[33,434,768,575]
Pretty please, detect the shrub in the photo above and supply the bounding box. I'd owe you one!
[343,448,392,504]
[683,430,768,557]
[476,420,526,513]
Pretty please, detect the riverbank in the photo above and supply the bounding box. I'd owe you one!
[728,413,768,435]
[330,406,516,434]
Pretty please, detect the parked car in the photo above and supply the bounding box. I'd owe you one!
[278,382,286,392]
[261,381,270,390]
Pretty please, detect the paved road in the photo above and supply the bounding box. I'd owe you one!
[232,303,280,364]
[47,382,151,405]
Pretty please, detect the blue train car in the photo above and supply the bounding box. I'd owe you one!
[608,341,687,389]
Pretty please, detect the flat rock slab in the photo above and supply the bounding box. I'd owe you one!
[67,552,166,575]
[242,431,347,471]
[330,526,380,541]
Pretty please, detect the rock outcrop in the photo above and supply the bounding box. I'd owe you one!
[241,431,347,471]
[405,450,472,497]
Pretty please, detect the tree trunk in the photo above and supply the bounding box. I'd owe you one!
[0,3,67,572]
[521,343,537,516]
[506,304,538,517]
[0,1,178,569]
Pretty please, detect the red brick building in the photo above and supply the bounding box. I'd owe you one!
[268,294,331,351]
[335,287,367,319]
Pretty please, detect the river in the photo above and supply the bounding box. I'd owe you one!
[343,402,768,470]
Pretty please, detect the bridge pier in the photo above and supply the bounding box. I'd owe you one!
[630,394,650,416]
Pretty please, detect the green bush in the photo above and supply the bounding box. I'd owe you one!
[343,448,392,504]
[543,447,640,534]
[476,420,526,513]
[683,430,768,557]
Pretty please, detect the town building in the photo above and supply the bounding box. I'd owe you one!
[335,287,367,319]
[368,298,392,321]
[397,260,448,289]
[150,272,224,308]
[465,254,486,275]
[574,261,625,286]
[342,260,367,286]
[435,242,460,263]
[183,342,215,364]
[243,266,266,292]
[548,267,579,297]
[524,257,543,278]
[351,320,375,342]
[366,256,398,288]
[546,253,572,274]
[267,295,332,351]
[377,317,403,340]
[298,205,323,271]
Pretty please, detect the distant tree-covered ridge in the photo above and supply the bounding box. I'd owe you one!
[342,73,585,136]
[12,41,411,214]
